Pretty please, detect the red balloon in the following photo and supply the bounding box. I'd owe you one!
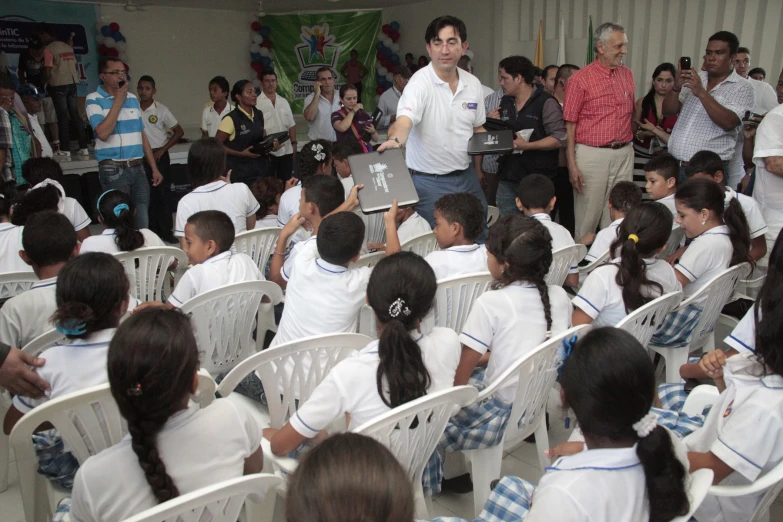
[382,24,391,35]
[111,48,120,57]
[376,51,384,61]
[260,40,273,49]
[251,62,263,72]
[390,31,400,42]
[376,85,385,95]
[251,21,261,32]
[123,62,129,72]
[109,22,120,32]
[98,45,108,55]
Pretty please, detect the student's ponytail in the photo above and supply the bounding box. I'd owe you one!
[11,184,60,226]
[561,328,689,522]
[97,190,144,252]
[367,252,434,409]
[754,232,783,377]
[609,202,671,312]
[723,195,752,268]
[486,215,553,334]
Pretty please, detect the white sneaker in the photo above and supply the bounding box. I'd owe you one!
[53,150,71,157]
[78,148,90,157]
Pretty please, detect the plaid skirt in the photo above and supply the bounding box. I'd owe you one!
[33,429,79,490]
[651,380,708,438]
[423,476,536,522]
[421,368,513,496]
[650,303,703,348]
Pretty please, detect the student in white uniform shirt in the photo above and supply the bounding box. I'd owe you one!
[686,150,769,261]
[21,158,91,241]
[256,71,297,180]
[425,215,572,495]
[651,179,753,349]
[80,190,164,254]
[643,153,679,221]
[303,67,342,141]
[750,96,783,257]
[332,140,363,199]
[581,180,641,263]
[277,140,333,235]
[174,138,259,250]
[137,211,262,311]
[425,192,487,280]
[3,253,131,489]
[515,174,579,287]
[0,184,31,273]
[233,210,401,405]
[266,252,460,456]
[574,203,681,328]
[68,309,264,522]
[0,212,79,348]
[376,66,411,129]
[200,76,233,138]
[480,328,690,521]
[250,176,284,229]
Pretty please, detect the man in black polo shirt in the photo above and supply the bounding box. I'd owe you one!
[495,55,566,216]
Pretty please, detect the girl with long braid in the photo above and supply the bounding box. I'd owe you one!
[423,214,572,496]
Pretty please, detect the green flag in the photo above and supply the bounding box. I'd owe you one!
[585,16,594,65]
[263,12,382,113]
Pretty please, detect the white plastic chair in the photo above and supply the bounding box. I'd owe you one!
[21,328,66,357]
[114,246,188,302]
[462,324,592,516]
[681,385,720,417]
[616,291,684,348]
[545,244,587,286]
[432,272,493,334]
[348,250,385,270]
[0,272,38,300]
[122,474,283,522]
[649,264,747,383]
[401,231,439,257]
[710,462,783,522]
[486,205,500,227]
[179,280,283,377]
[354,386,479,518]
[672,468,715,522]
[234,227,281,274]
[10,373,215,522]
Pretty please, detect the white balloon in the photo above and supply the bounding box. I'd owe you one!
[252,34,263,44]
[378,34,385,42]
[466,49,475,59]
[377,66,388,76]
[250,43,262,54]
[104,37,116,48]
[390,43,400,53]
[259,47,272,57]
[382,36,393,47]
[115,41,127,52]
[119,52,129,62]
[385,72,394,82]
[252,79,262,88]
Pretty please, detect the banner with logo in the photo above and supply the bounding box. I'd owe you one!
[1,0,99,96]
[263,11,381,113]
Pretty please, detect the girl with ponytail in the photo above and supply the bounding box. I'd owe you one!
[68,308,264,522]
[651,178,753,349]
[268,252,460,457]
[422,214,573,496]
[573,202,680,327]
[80,190,166,254]
[0,180,29,272]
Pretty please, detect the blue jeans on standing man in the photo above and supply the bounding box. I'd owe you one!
[99,163,150,229]
[496,180,523,217]
[49,84,88,152]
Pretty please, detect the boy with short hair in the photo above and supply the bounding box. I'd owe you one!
[515,174,578,286]
[270,175,351,289]
[0,211,79,347]
[644,153,679,218]
[425,192,488,280]
[582,181,642,263]
[332,140,363,198]
[686,150,768,261]
[201,76,233,138]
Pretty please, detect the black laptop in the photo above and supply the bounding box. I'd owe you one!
[251,131,290,155]
[467,129,514,156]
[348,149,419,213]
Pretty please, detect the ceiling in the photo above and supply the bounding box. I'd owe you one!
[52,0,424,12]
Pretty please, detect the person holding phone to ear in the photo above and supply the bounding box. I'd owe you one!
[662,31,754,183]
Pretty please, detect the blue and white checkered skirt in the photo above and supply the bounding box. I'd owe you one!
[423,476,536,522]
[652,381,708,438]
[421,368,513,496]
[650,303,703,348]
[33,429,79,490]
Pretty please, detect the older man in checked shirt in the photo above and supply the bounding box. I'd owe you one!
[564,22,635,239]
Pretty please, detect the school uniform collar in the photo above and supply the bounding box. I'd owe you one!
[362,330,425,355]
[141,101,158,113]
[315,258,347,274]
[659,193,675,201]
[697,225,730,238]
[610,256,658,267]
[531,213,552,222]
[0,223,17,232]
[30,277,57,290]
[192,180,228,193]
[55,328,117,347]
[446,244,481,253]
[203,251,232,265]
[547,444,642,472]
[210,102,233,115]
[610,217,624,227]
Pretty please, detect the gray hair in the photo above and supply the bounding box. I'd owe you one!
[594,22,625,52]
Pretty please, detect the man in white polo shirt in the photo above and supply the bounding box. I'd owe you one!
[256,70,297,180]
[377,15,488,238]
[303,67,341,141]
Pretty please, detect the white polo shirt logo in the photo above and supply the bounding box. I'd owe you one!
[462,102,478,110]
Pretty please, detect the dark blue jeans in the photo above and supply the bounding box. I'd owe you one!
[49,84,88,151]
[99,163,150,229]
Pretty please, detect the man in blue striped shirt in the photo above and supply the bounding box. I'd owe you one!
[85,57,163,229]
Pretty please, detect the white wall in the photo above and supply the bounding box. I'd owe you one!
[97,5,255,130]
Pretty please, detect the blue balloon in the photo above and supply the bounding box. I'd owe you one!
[390,54,400,64]
[100,26,112,37]
[260,56,272,65]
[251,52,263,63]
[390,21,400,31]
[259,26,271,37]
[115,33,126,42]
[381,46,392,57]
[376,41,384,50]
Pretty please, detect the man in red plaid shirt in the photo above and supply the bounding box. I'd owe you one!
[564,22,635,239]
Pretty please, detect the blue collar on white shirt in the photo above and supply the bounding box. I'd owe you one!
[697,225,730,238]
[203,251,232,265]
[30,277,57,290]
[192,180,228,194]
[547,444,642,473]
[446,244,481,253]
[531,213,552,222]
[315,258,347,274]
[54,327,117,348]
[0,223,17,233]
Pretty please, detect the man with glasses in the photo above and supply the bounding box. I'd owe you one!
[378,15,488,237]
[303,67,340,141]
[85,57,163,229]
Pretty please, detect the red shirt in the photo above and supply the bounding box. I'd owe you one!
[563,61,635,146]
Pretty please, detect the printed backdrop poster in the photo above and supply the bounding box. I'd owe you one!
[264,11,381,113]
[1,0,99,96]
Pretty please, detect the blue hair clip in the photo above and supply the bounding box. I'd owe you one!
[556,335,578,378]
[55,320,87,336]
[113,203,130,217]
[96,189,116,221]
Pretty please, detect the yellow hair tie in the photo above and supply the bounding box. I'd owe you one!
[628,234,639,243]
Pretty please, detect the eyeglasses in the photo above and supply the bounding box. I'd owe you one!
[103,70,126,76]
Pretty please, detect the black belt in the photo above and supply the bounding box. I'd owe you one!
[99,158,143,167]
[596,141,631,150]
[678,160,689,167]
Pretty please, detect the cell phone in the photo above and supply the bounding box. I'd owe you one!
[680,57,691,70]
[118,80,126,88]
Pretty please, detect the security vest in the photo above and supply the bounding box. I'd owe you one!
[224,106,266,182]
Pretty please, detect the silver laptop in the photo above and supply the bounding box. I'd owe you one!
[467,129,514,156]
[348,149,419,214]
